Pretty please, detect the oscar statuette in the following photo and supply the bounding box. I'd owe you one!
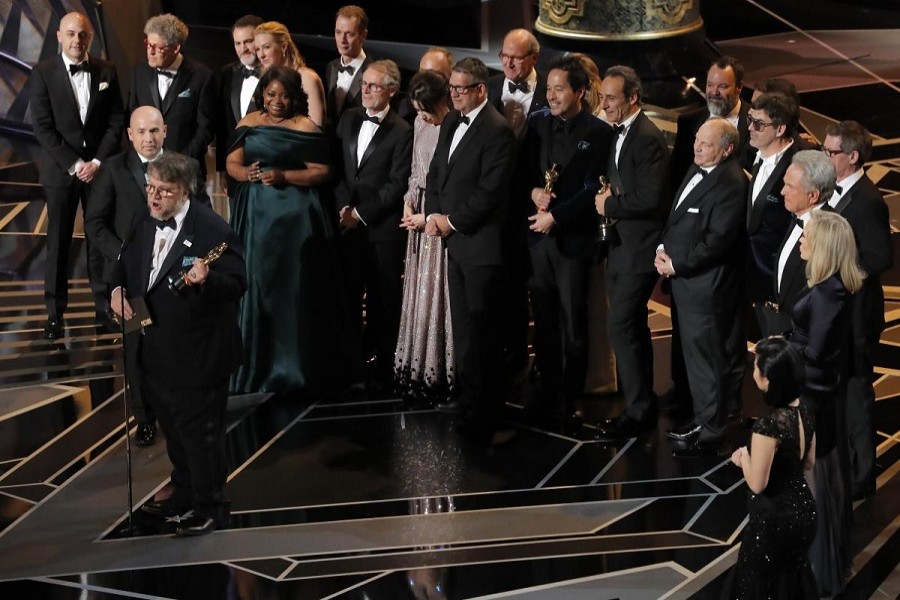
[167,242,228,295]
[539,163,559,214]
[597,175,619,247]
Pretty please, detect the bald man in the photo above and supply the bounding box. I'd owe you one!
[30,11,124,339]
[419,46,454,79]
[487,29,548,136]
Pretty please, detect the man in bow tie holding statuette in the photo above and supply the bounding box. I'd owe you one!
[29,11,124,340]
[215,15,263,197]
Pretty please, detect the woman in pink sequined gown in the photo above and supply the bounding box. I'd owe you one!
[393,70,454,403]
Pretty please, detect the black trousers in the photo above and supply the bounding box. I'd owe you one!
[447,258,505,423]
[44,182,107,318]
[606,270,658,421]
[528,241,590,404]
[846,335,878,497]
[142,375,229,519]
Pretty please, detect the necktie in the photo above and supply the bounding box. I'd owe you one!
[241,66,259,79]
[338,64,355,75]
[613,124,625,135]
[508,80,529,94]
[156,68,175,79]
[69,62,88,75]
[155,217,176,230]
[458,114,470,125]
[363,114,380,124]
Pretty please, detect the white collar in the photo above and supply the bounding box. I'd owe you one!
[460,98,489,123]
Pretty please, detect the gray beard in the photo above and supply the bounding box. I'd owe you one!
[707,97,736,118]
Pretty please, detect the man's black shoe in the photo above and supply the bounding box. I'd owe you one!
[135,423,157,446]
[43,318,64,340]
[666,422,702,441]
[672,437,725,459]
[172,512,216,537]
[435,398,466,415]
[141,497,190,518]
[594,413,654,442]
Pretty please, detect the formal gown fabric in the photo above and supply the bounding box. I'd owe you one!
[725,404,818,599]
[393,116,454,402]
[789,274,852,596]
[229,126,354,395]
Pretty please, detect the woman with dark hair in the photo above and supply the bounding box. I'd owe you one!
[393,70,454,402]
[226,66,352,395]
[791,209,865,595]
[725,336,818,599]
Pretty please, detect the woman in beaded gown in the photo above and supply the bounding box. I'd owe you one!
[790,210,865,596]
[227,66,355,395]
[726,336,818,599]
[393,70,454,403]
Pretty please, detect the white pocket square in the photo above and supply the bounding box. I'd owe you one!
[98,82,109,91]
[687,207,700,214]
[177,89,192,98]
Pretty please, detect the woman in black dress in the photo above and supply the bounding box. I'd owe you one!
[727,336,818,598]
[791,209,865,596]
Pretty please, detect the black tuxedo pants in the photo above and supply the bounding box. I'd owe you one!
[846,335,878,498]
[528,241,590,404]
[142,375,229,519]
[606,271,658,421]
[44,182,108,318]
[447,258,505,422]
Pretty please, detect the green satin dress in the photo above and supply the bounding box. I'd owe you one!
[228,126,354,396]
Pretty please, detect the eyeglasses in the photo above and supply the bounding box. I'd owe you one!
[145,184,179,199]
[448,83,480,95]
[821,146,845,158]
[144,38,173,53]
[498,52,533,64]
[746,116,775,131]
[361,80,389,92]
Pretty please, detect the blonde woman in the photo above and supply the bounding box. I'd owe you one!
[254,21,326,128]
[791,209,864,596]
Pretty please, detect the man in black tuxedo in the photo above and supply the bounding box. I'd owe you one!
[29,11,125,339]
[335,59,412,391]
[112,153,245,537]
[128,14,215,186]
[774,151,836,327]
[519,56,612,430]
[745,78,818,170]
[215,15,263,193]
[487,29,549,137]
[325,5,371,128]
[656,119,748,457]
[424,57,516,431]
[746,92,801,336]
[593,65,670,442]
[670,56,750,191]
[823,121,892,499]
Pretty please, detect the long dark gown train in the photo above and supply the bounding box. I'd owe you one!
[228,125,357,396]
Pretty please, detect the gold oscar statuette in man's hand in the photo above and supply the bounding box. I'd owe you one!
[539,163,559,214]
[167,242,228,295]
[597,175,620,246]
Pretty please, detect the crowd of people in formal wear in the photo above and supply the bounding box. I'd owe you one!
[30,7,892,591]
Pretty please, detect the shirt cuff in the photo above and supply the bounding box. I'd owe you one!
[656,244,665,254]
[351,208,367,227]
[68,158,85,176]
[446,216,457,232]
[91,158,101,167]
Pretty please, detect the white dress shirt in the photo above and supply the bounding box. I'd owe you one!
[449,98,488,159]
[499,69,538,135]
[334,50,366,114]
[156,54,183,100]
[239,66,259,117]
[751,140,793,206]
[829,168,865,209]
[148,199,190,288]
[776,205,820,292]
[614,108,641,166]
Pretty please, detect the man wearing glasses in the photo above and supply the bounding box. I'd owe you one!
[746,92,800,336]
[488,29,548,137]
[29,11,124,340]
[425,58,516,438]
[128,14,215,188]
[335,60,413,395]
[111,152,245,537]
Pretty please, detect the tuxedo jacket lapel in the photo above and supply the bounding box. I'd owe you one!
[52,58,81,124]
[139,219,155,294]
[126,150,147,192]
[446,112,482,174]
[161,63,190,115]
[148,210,195,293]
[348,112,361,172]
[84,61,103,122]
[229,67,243,123]
[671,167,718,222]
[358,115,394,170]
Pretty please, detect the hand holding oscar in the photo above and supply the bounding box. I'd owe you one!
[168,242,227,295]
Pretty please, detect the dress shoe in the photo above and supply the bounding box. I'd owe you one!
[435,398,466,415]
[141,496,190,518]
[594,413,654,442]
[672,437,725,459]
[666,422,703,441]
[172,512,216,537]
[134,422,157,446]
[43,318,64,340]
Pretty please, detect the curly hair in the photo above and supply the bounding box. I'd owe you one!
[144,14,188,47]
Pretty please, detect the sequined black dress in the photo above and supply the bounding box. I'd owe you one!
[726,404,819,599]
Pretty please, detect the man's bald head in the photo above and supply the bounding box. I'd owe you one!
[419,47,454,79]
[57,12,93,63]
[128,106,167,160]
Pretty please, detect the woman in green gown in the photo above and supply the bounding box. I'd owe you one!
[226,66,354,395]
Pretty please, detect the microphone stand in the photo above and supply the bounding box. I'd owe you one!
[114,227,137,537]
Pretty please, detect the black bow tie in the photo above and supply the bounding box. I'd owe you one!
[156,68,175,79]
[69,62,88,75]
[794,217,804,230]
[338,64,355,75]
[833,184,843,195]
[613,124,625,135]
[363,114,380,125]
[140,161,149,173]
[508,80,529,94]
[691,166,707,178]
[458,114,470,126]
[155,217,176,230]
[240,66,259,79]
